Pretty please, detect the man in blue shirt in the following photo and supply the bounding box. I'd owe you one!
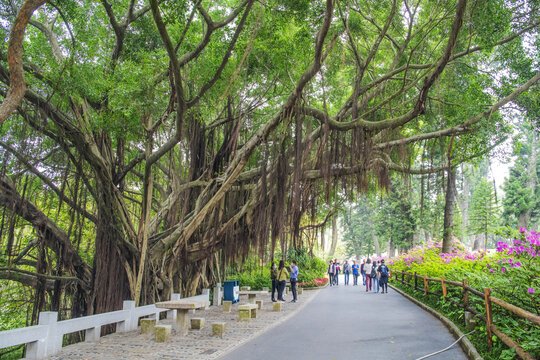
[289,260,299,302]
[352,260,360,286]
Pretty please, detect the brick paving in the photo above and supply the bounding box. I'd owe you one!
[48,289,321,360]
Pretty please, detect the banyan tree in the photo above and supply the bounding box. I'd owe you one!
[0,0,539,323]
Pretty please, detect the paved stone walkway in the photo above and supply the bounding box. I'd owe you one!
[47,289,320,360]
[219,282,468,360]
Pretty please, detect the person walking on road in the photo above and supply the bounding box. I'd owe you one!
[343,260,351,285]
[352,260,360,286]
[270,262,278,302]
[360,259,366,286]
[327,260,335,287]
[371,260,379,293]
[378,259,390,294]
[277,260,289,302]
[334,259,340,285]
[289,260,299,302]
[364,258,373,292]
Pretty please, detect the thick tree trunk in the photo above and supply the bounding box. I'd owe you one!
[329,215,338,258]
[518,130,537,230]
[90,192,132,316]
[460,166,471,245]
[472,234,482,250]
[352,239,362,260]
[371,229,381,257]
[0,0,48,124]
[320,228,325,253]
[442,167,456,253]
[388,240,395,258]
[134,118,154,306]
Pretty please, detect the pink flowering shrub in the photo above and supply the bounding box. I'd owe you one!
[388,241,490,280]
[298,278,328,288]
[484,228,540,314]
[389,229,539,315]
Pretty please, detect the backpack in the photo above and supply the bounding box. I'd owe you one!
[371,266,377,277]
[380,265,389,277]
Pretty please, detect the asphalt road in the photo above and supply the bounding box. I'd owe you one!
[218,279,468,360]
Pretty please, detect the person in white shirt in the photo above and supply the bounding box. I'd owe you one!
[364,258,373,292]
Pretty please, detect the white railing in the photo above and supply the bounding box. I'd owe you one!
[0,290,210,359]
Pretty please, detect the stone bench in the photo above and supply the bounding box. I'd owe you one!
[154,325,171,343]
[191,317,205,330]
[238,303,258,321]
[212,322,226,338]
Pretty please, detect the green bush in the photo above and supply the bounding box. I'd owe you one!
[234,270,272,290]
[226,248,327,289]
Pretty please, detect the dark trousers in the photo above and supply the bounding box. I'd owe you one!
[328,274,333,286]
[353,273,359,285]
[271,279,278,300]
[291,279,297,300]
[277,280,286,300]
[380,276,388,292]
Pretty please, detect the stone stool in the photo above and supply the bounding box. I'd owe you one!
[154,325,171,343]
[212,322,227,338]
[273,302,282,312]
[140,318,156,334]
[191,317,205,330]
[223,300,232,313]
[240,286,251,291]
[298,288,303,295]
[238,304,258,321]
[256,300,264,309]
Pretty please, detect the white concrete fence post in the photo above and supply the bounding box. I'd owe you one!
[85,326,101,342]
[213,283,222,306]
[202,289,210,309]
[119,300,137,332]
[38,311,60,357]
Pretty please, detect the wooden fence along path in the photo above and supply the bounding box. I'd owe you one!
[391,270,540,360]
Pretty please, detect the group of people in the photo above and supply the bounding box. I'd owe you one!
[327,258,389,293]
[270,260,299,303]
[267,256,388,305]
